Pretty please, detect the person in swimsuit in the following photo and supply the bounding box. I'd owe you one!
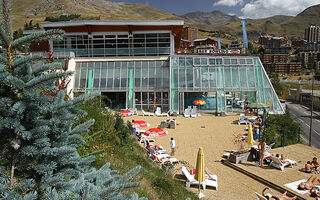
[262,187,297,200]
[298,175,320,190]
[311,157,320,171]
[305,161,312,173]
[258,138,266,167]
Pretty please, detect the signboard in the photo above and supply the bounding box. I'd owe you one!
[197,49,241,54]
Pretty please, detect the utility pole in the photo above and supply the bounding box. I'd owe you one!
[309,76,314,146]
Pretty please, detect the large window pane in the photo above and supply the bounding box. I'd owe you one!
[239,67,248,88]
[209,68,216,88]
[194,67,201,88]
[224,67,232,87]
[186,68,193,88]
[120,62,127,89]
[149,62,155,89]
[247,67,255,87]
[179,68,186,88]
[141,64,148,90]
[80,63,88,88]
[201,67,209,88]
[107,62,114,89]
[93,62,101,88]
[134,62,141,89]
[232,67,239,89]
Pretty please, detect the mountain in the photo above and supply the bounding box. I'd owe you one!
[10,0,185,30]
[180,10,240,25]
[181,4,320,40]
[8,0,320,42]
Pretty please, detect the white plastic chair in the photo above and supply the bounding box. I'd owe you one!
[142,109,154,116]
[181,166,218,190]
[190,108,197,118]
[270,156,293,171]
[155,107,169,117]
[184,108,191,118]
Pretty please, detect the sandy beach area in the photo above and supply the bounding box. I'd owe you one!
[125,113,320,200]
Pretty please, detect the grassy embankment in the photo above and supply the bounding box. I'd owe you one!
[76,98,197,200]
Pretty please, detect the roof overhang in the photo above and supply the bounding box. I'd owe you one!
[42,20,184,28]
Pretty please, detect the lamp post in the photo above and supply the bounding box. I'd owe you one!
[309,76,314,146]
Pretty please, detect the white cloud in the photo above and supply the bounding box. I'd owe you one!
[241,0,320,19]
[214,0,244,7]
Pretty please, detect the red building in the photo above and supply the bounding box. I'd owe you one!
[182,27,197,42]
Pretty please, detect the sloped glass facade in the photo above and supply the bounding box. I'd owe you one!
[170,55,283,113]
[73,55,283,113]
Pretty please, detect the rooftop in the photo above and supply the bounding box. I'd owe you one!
[41,20,184,28]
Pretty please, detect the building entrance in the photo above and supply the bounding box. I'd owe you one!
[134,91,169,112]
[102,92,126,109]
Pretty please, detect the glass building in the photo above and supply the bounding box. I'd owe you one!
[32,20,284,114]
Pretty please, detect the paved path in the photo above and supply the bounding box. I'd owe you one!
[286,101,320,148]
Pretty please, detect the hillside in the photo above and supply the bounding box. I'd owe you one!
[10,0,185,30]
[181,4,320,39]
[180,10,240,25]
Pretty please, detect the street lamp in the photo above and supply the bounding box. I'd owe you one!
[309,74,318,146]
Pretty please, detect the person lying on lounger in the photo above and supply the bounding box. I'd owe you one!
[298,175,320,190]
[186,167,216,180]
[262,187,297,200]
[275,154,287,164]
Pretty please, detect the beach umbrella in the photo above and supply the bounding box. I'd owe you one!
[193,100,206,105]
[119,110,131,117]
[132,120,150,128]
[144,128,168,137]
[194,147,205,199]
[193,100,206,112]
[247,123,254,145]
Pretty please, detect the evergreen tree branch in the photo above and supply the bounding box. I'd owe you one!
[12,55,42,69]
[12,29,64,49]
[25,71,72,88]
[1,0,12,37]
[0,26,10,48]
[32,63,62,75]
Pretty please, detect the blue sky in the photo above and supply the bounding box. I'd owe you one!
[110,0,320,19]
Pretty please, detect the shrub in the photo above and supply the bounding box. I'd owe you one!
[264,109,301,147]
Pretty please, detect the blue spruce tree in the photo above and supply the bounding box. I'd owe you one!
[0,0,146,199]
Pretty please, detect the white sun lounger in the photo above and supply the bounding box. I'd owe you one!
[238,114,251,125]
[142,109,154,116]
[270,156,294,171]
[155,107,169,117]
[181,166,218,190]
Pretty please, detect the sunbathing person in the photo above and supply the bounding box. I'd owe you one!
[298,175,320,190]
[275,154,288,164]
[262,187,297,200]
[305,161,312,173]
[312,157,320,169]
[186,167,216,180]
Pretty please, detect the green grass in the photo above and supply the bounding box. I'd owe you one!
[76,98,197,200]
